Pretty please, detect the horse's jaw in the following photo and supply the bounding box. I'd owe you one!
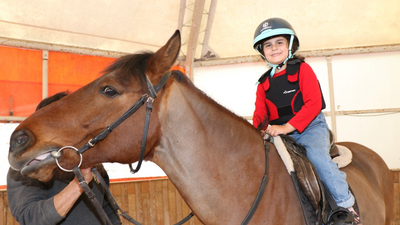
[23,163,58,182]
[8,143,62,182]
[9,151,58,182]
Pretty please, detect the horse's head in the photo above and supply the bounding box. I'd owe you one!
[8,30,181,181]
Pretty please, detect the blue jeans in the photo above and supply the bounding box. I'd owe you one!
[289,112,355,208]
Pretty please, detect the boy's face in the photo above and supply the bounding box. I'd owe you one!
[262,36,289,65]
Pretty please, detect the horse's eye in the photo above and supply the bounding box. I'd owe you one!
[101,86,119,98]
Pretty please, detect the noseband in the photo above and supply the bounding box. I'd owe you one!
[51,70,172,173]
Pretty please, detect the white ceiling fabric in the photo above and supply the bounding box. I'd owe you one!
[0,0,399,60]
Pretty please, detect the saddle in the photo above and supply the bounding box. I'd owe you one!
[276,131,355,224]
[278,135,328,222]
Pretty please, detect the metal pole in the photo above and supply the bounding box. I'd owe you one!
[326,56,337,138]
[42,50,49,99]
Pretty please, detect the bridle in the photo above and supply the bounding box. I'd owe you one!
[50,69,270,225]
[52,70,171,173]
[80,70,171,173]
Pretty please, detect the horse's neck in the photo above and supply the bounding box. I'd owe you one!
[153,83,270,223]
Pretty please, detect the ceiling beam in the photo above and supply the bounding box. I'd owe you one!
[1,36,399,68]
[178,0,187,32]
[194,43,400,67]
[184,0,206,80]
[200,0,218,59]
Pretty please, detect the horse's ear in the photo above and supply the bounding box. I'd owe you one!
[147,30,181,77]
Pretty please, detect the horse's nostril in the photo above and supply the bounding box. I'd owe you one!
[10,130,32,153]
[17,134,29,145]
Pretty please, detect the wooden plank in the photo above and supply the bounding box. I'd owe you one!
[162,180,170,225]
[182,196,192,224]
[127,182,137,222]
[394,182,400,223]
[393,171,400,224]
[109,184,124,225]
[168,180,177,224]
[135,182,143,223]
[155,180,164,225]
[141,181,150,225]
[148,181,157,225]
[393,170,399,183]
[122,183,129,220]
[175,188,183,220]
[0,192,4,225]
[121,183,130,225]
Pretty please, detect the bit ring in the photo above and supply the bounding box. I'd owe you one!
[54,146,83,172]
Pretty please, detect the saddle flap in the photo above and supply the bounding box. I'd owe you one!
[278,135,322,210]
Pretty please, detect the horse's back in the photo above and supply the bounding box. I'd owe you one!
[339,142,394,225]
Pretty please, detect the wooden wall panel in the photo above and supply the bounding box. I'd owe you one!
[2,171,400,225]
[107,179,203,225]
[393,170,400,225]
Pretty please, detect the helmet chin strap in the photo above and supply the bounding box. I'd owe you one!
[268,60,288,77]
[259,35,296,78]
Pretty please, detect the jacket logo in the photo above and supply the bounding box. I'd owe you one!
[283,89,296,94]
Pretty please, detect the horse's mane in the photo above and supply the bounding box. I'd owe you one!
[102,52,154,89]
[171,70,254,128]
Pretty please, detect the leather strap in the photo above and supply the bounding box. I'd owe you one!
[73,166,114,225]
[241,140,270,225]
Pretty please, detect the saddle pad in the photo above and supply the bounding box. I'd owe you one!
[332,145,352,168]
[273,137,353,171]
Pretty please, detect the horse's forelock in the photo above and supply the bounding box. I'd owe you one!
[102,52,154,87]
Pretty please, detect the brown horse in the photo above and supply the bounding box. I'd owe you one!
[8,31,393,224]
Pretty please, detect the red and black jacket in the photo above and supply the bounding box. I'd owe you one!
[253,59,325,132]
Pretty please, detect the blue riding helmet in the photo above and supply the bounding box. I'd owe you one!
[253,18,300,76]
